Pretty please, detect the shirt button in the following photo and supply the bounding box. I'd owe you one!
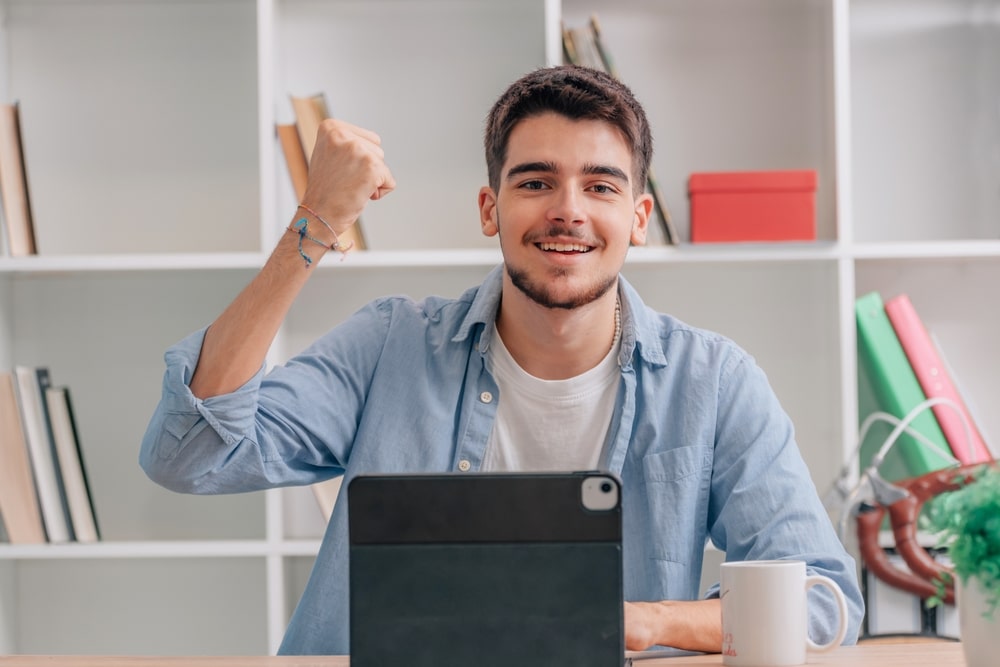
[480,391,493,403]
[458,460,472,472]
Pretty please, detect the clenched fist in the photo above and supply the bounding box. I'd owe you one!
[300,118,396,235]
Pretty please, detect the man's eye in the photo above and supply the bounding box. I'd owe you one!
[520,180,546,190]
[591,184,616,194]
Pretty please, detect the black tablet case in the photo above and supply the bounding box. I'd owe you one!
[348,472,624,667]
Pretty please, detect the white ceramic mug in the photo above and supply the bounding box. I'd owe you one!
[720,560,849,667]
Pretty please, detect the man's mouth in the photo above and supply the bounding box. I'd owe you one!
[537,242,593,253]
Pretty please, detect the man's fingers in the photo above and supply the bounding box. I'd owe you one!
[371,170,397,201]
[322,118,383,146]
[315,119,383,159]
[319,118,384,157]
[303,117,396,224]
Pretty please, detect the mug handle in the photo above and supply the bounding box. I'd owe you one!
[804,574,849,652]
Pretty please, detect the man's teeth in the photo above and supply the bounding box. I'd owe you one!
[539,242,590,252]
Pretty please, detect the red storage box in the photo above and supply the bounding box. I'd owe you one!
[688,170,817,243]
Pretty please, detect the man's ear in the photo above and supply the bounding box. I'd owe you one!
[479,186,499,237]
[630,192,654,246]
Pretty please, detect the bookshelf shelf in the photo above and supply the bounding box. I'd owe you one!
[0,540,280,561]
[0,539,326,561]
[627,242,843,264]
[0,253,269,274]
[1,0,997,657]
[850,241,1000,261]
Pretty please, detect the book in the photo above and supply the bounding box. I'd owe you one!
[0,102,36,256]
[45,385,100,543]
[561,24,579,65]
[932,330,997,459]
[0,371,46,544]
[14,366,73,542]
[562,16,679,246]
[290,93,330,163]
[0,199,8,256]
[644,168,680,246]
[562,22,603,70]
[33,367,75,540]
[883,293,992,465]
[277,123,309,202]
[288,93,367,251]
[855,292,955,481]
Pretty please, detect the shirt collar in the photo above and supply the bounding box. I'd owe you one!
[617,276,668,369]
[452,266,504,351]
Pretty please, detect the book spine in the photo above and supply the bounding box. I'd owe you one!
[276,123,309,202]
[932,331,997,459]
[884,294,992,465]
[0,102,36,256]
[35,368,76,541]
[0,371,46,544]
[45,386,100,542]
[855,292,954,479]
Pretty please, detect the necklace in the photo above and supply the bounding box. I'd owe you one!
[612,297,622,348]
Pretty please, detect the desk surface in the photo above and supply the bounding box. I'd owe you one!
[0,641,964,666]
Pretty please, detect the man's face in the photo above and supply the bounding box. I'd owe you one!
[479,112,651,310]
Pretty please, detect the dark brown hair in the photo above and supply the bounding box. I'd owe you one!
[484,65,652,196]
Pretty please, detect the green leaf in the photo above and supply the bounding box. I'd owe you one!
[927,466,1000,617]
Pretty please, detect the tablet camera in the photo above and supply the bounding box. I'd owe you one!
[581,475,619,512]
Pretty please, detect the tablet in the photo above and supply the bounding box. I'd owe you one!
[348,471,623,667]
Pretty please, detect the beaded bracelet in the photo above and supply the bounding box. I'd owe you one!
[285,203,355,267]
[286,218,332,267]
[297,203,354,255]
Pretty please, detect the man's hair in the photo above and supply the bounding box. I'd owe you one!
[484,65,652,197]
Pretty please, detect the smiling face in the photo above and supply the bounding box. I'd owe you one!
[479,112,652,310]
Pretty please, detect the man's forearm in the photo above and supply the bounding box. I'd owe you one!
[189,118,395,400]
[624,599,722,653]
[189,230,327,399]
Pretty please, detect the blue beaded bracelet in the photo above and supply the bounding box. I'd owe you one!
[287,217,333,267]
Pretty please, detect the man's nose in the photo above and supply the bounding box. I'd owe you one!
[546,186,586,225]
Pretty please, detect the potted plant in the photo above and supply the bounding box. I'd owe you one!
[928,463,1000,667]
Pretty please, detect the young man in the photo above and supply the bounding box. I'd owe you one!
[141,65,864,654]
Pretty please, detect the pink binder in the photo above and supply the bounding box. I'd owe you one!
[884,294,992,464]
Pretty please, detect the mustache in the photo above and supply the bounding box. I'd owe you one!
[524,225,599,245]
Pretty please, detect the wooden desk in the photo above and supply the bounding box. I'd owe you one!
[0,641,965,666]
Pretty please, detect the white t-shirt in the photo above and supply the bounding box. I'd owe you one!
[482,324,621,472]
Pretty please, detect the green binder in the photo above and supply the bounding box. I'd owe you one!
[856,291,953,481]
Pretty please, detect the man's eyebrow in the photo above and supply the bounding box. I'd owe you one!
[505,161,630,184]
[505,161,558,181]
[583,163,629,183]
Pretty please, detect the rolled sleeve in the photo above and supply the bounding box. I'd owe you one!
[139,327,268,493]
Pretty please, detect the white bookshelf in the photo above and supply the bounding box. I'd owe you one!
[0,0,997,656]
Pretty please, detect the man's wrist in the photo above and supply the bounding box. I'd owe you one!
[625,599,722,653]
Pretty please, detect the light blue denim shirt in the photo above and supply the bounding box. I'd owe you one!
[140,266,863,655]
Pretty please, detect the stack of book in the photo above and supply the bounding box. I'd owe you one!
[856,291,993,481]
[0,366,99,544]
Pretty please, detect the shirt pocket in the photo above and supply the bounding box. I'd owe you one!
[639,445,713,563]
